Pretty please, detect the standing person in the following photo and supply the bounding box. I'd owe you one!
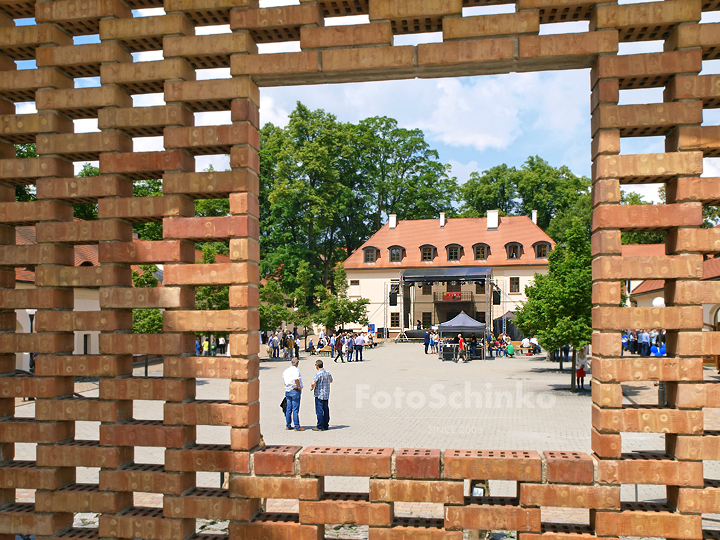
[354,332,365,362]
[295,336,300,360]
[469,333,478,359]
[640,329,650,357]
[219,336,226,355]
[334,334,344,363]
[195,338,202,356]
[576,345,589,390]
[282,358,304,431]
[286,334,295,360]
[424,330,430,354]
[211,338,216,356]
[430,332,436,354]
[311,359,333,431]
[203,338,210,356]
[345,335,353,363]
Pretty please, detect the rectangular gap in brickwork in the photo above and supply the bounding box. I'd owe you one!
[488,479,517,497]
[394,32,442,46]
[15,442,35,461]
[257,42,301,54]
[77,467,100,484]
[197,426,232,446]
[540,507,590,524]
[618,40,664,56]
[462,5,514,17]
[539,21,589,35]
[135,447,165,465]
[325,476,370,493]
[620,484,667,504]
[133,491,164,508]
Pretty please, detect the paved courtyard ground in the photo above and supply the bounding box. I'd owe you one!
[10,342,720,535]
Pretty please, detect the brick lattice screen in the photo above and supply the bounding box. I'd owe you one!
[0,0,715,538]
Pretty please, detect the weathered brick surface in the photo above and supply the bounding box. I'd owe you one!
[5,3,718,538]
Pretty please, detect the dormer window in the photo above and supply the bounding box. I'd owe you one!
[363,247,378,263]
[473,243,489,261]
[389,246,404,263]
[447,245,462,261]
[506,242,523,260]
[534,242,551,259]
[420,245,436,262]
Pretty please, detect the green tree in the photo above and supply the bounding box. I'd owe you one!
[546,192,592,244]
[259,280,292,332]
[131,264,163,334]
[620,192,665,245]
[312,263,369,332]
[195,244,230,343]
[74,163,100,221]
[14,143,36,202]
[514,156,590,231]
[133,178,163,240]
[460,164,518,217]
[515,218,592,391]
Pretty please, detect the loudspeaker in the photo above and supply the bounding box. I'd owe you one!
[493,290,501,305]
[389,292,398,306]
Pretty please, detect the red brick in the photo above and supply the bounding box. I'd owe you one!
[253,445,301,476]
[395,448,441,479]
[99,507,194,540]
[520,484,620,509]
[598,454,703,486]
[592,507,701,539]
[299,493,393,526]
[35,398,132,422]
[99,378,195,401]
[35,484,132,514]
[230,475,322,500]
[165,446,249,473]
[164,488,260,520]
[230,515,323,540]
[34,310,132,332]
[163,310,258,333]
[669,483,720,513]
[592,428,622,458]
[592,357,703,382]
[0,461,74,490]
[0,375,73,399]
[100,286,195,309]
[544,451,594,484]
[100,420,195,448]
[163,356,259,379]
[99,465,194,495]
[299,447,393,477]
[444,450,541,481]
[163,215,258,240]
[35,266,132,288]
[369,479,463,503]
[162,262,259,286]
[592,404,702,434]
[445,499,541,531]
[37,440,132,468]
[0,419,73,443]
[34,355,132,378]
[0,503,72,536]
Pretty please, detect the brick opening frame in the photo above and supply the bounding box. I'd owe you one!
[0,0,716,538]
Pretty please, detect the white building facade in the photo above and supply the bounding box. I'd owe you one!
[344,212,555,336]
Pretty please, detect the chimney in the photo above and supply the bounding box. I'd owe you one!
[487,209,499,230]
[132,230,139,239]
[531,210,538,225]
[440,212,446,228]
[389,214,397,229]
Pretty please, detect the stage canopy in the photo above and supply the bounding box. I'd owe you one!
[438,311,486,334]
[402,268,491,283]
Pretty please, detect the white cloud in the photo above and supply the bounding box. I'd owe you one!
[196,154,230,172]
[195,111,232,126]
[259,94,291,127]
[133,93,165,107]
[197,68,231,80]
[703,158,720,178]
[133,136,164,152]
[448,160,479,184]
[74,119,99,133]
[15,102,37,114]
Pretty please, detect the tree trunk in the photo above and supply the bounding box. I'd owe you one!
[558,350,562,371]
[570,348,577,391]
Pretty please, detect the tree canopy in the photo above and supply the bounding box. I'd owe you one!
[515,218,592,390]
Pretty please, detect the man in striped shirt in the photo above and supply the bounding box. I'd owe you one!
[310,359,333,431]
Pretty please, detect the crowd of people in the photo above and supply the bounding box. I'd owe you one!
[195,336,227,356]
[266,330,301,359]
[306,329,375,362]
[622,329,666,356]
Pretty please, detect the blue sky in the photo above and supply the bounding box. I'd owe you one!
[13,1,720,204]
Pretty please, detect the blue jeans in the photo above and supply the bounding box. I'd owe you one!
[471,344,477,358]
[315,397,329,430]
[355,344,363,361]
[285,390,301,429]
[346,348,353,362]
[273,346,279,358]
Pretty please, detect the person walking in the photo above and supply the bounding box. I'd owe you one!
[311,359,333,431]
[345,335,353,362]
[283,358,304,431]
[195,338,202,356]
[354,332,365,362]
[424,330,430,354]
[334,334,344,363]
[469,333,478,359]
[457,334,465,363]
[295,336,300,360]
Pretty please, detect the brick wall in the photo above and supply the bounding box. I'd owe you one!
[0,0,716,537]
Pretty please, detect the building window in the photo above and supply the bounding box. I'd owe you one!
[474,245,487,260]
[422,284,432,295]
[448,246,460,261]
[476,282,485,294]
[391,312,400,327]
[422,312,432,327]
[536,243,549,258]
[507,244,521,259]
[390,247,402,262]
[350,280,359,286]
[510,277,520,293]
[364,249,376,263]
[447,281,461,292]
[422,247,433,261]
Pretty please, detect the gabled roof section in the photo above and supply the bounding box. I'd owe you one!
[345,216,555,270]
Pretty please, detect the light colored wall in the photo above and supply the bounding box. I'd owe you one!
[346,265,548,331]
[14,283,101,370]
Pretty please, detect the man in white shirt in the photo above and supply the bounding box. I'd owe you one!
[282,358,304,431]
[354,333,365,362]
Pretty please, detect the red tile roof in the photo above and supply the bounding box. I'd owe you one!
[344,216,554,270]
[630,279,664,296]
